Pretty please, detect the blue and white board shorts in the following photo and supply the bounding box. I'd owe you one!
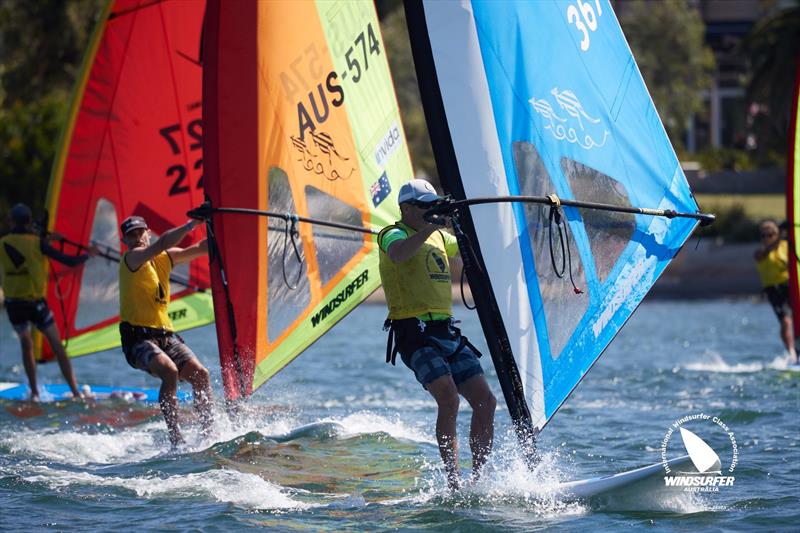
[394,318,483,389]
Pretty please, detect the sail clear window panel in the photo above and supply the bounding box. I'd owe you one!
[561,158,636,285]
[74,198,120,330]
[304,185,364,288]
[267,167,311,343]
[512,142,588,361]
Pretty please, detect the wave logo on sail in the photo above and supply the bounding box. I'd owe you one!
[660,413,738,493]
[529,88,609,150]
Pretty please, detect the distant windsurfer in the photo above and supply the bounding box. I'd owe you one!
[754,219,798,364]
[118,215,213,446]
[379,179,496,490]
[0,203,98,402]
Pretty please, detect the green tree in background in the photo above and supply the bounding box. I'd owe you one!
[0,0,103,223]
[741,2,800,159]
[380,5,437,184]
[619,0,716,149]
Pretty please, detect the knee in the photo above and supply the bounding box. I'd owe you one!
[189,365,210,386]
[162,367,179,387]
[438,390,460,415]
[484,392,497,416]
[19,333,33,350]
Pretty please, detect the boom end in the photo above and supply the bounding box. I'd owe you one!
[698,213,716,227]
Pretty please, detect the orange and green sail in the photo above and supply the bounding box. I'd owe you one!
[41,0,213,359]
[203,0,412,400]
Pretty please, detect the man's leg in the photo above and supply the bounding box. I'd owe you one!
[781,315,798,363]
[458,374,496,479]
[179,357,213,436]
[40,323,82,398]
[148,353,183,446]
[427,374,461,490]
[17,328,38,401]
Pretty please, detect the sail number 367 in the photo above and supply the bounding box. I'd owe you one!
[567,0,603,52]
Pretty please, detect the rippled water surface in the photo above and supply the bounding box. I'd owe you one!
[1,300,798,531]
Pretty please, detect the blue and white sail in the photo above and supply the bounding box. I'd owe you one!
[405,0,701,433]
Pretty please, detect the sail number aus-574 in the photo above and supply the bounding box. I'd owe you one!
[159,118,202,196]
[294,22,382,142]
[342,22,381,83]
[567,0,603,52]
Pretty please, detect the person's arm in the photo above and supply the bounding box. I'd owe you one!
[125,220,199,271]
[385,224,438,263]
[167,238,208,266]
[441,230,459,258]
[40,240,98,267]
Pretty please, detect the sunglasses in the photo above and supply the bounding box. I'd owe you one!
[404,200,436,208]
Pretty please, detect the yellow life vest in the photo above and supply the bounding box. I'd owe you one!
[755,240,789,288]
[0,233,46,299]
[378,222,453,320]
[119,250,174,330]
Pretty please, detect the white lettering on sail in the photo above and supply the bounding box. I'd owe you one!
[374,122,402,169]
[566,0,604,52]
[529,88,609,150]
[592,255,653,338]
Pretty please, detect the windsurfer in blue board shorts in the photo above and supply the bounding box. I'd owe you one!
[0,203,98,402]
[118,215,213,446]
[379,179,496,490]
[754,219,799,364]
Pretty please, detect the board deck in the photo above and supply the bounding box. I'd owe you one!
[557,455,693,499]
[0,382,192,403]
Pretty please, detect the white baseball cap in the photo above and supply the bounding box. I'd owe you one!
[397,179,442,205]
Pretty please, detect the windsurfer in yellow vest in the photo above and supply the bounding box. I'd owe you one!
[0,203,98,401]
[754,219,798,364]
[379,179,496,490]
[118,215,213,446]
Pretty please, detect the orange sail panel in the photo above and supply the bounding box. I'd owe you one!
[43,0,213,359]
[204,0,413,400]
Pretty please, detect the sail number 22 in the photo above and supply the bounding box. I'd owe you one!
[159,118,203,196]
[567,0,603,52]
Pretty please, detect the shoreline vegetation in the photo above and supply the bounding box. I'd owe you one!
[362,238,764,304]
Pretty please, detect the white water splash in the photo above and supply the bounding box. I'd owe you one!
[19,464,308,510]
[328,411,433,444]
[1,423,165,465]
[682,351,763,373]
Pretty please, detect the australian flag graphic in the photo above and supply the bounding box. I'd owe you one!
[370,172,391,207]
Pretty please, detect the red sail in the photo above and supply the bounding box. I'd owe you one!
[43,0,212,359]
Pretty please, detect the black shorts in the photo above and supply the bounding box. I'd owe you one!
[764,283,791,321]
[120,323,196,375]
[5,298,55,333]
[392,318,483,389]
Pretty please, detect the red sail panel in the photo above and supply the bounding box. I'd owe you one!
[787,58,800,337]
[202,0,260,399]
[44,0,210,358]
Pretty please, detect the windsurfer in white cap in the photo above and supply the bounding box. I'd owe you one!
[0,203,98,401]
[118,215,213,446]
[378,178,496,490]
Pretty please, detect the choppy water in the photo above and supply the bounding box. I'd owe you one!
[1,300,798,531]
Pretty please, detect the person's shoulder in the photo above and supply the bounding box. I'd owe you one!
[378,224,407,240]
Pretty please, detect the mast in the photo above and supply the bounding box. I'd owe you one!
[404,0,538,459]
